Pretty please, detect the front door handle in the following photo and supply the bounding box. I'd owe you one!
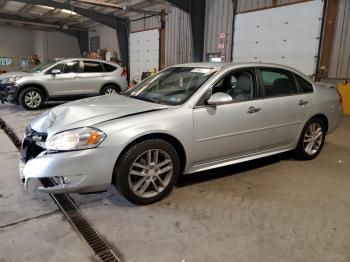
[298,99,309,106]
[247,106,261,114]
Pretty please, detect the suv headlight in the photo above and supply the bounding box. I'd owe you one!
[46,127,106,151]
[9,76,22,83]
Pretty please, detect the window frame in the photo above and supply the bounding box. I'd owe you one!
[81,60,104,73]
[195,68,258,108]
[256,67,302,98]
[293,73,314,94]
[102,62,117,73]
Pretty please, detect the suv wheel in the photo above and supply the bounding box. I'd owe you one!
[18,87,44,110]
[101,85,119,95]
[294,117,326,160]
[114,139,180,205]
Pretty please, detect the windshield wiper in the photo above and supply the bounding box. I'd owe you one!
[128,95,161,104]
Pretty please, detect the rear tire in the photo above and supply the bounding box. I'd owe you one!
[18,87,44,110]
[294,117,326,160]
[101,85,120,95]
[113,139,180,205]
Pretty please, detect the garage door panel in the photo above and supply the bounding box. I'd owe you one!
[233,0,323,75]
[130,29,159,81]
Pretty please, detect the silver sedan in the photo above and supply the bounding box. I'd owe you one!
[20,63,343,205]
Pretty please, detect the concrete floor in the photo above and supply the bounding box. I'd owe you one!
[0,103,350,262]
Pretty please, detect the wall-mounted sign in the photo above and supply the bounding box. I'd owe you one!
[20,57,30,69]
[0,57,13,66]
[219,32,226,39]
[218,43,225,49]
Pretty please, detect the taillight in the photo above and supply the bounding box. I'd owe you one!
[337,89,343,104]
[121,67,127,77]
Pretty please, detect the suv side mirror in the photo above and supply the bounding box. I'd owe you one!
[51,69,61,75]
[207,92,233,105]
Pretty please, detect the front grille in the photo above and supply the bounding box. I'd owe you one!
[22,126,48,162]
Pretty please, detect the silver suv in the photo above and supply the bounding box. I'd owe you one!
[10,58,128,110]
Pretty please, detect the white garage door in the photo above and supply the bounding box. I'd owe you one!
[232,0,323,76]
[129,29,159,81]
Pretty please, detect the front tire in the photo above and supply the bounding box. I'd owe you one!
[294,117,326,160]
[114,139,180,205]
[18,87,44,110]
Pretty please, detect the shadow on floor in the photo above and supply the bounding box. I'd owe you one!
[176,151,295,187]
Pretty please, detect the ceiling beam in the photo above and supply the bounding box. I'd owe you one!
[18,3,34,13]
[166,0,189,12]
[77,0,163,15]
[11,0,130,69]
[0,12,87,31]
[0,0,7,9]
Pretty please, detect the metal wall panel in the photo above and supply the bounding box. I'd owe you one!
[204,0,234,61]
[130,16,161,33]
[328,0,350,79]
[89,25,120,57]
[165,6,193,67]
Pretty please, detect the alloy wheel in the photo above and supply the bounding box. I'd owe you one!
[303,122,323,155]
[24,91,41,108]
[104,88,117,95]
[128,149,173,198]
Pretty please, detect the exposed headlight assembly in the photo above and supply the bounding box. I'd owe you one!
[9,76,22,83]
[46,127,106,151]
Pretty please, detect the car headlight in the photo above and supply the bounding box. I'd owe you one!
[46,127,106,151]
[9,76,22,83]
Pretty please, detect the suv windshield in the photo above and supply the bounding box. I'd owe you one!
[26,60,57,73]
[124,67,215,105]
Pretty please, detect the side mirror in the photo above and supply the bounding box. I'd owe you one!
[51,69,61,75]
[207,92,233,105]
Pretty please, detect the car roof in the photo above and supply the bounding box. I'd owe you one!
[58,58,119,65]
[174,62,311,80]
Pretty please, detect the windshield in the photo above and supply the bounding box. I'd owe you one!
[26,60,57,73]
[124,67,215,105]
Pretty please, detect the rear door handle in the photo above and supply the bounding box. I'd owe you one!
[247,106,261,114]
[298,99,309,106]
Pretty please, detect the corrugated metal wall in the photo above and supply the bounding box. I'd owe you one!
[328,0,350,79]
[89,25,120,58]
[204,0,234,61]
[237,0,304,12]
[130,16,161,32]
[165,6,193,67]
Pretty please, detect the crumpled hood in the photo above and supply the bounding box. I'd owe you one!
[0,71,31,82]
[30,95,167,136]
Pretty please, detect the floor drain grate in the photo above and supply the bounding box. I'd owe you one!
[40,179,122,262]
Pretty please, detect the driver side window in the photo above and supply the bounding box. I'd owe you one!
[199,69,255,106]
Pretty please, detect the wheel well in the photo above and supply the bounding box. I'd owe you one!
[310,114,329,132]
[112,133,187,183]
[17,84,48,101]
[100,83,121,94]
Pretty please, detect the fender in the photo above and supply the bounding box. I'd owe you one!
[15,83,49,102]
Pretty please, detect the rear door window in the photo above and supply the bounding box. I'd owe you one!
[103,63,117,72]
[259,68,298,97]
[295,74,313,93]
[83,61,103,73]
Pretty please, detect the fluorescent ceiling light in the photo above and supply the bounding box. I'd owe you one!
[37,5,55,10]
[61,9,77,15]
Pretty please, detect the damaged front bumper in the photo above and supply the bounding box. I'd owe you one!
[20,126,118,194]
[0,83,17,104]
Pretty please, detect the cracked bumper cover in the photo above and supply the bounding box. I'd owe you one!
[20,147,120,194]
